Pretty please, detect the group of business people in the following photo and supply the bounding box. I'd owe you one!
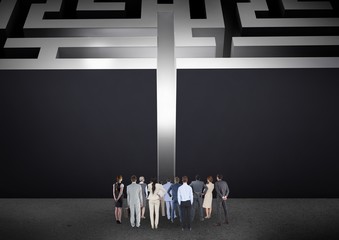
[112,174,230,230]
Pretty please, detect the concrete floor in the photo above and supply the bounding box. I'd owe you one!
[1,198,339,240]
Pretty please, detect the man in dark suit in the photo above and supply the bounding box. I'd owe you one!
[190,174,207,222]
[214,174,230,226]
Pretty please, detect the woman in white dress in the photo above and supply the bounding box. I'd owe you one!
[202,176,214,219]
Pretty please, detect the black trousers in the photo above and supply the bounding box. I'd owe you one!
[180,200,192,229]
[217,198,228,224]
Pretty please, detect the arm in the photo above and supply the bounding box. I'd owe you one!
[139,186,143,207]
[113,184,116,200]
[177,188,181,205]
[117,184,124,201]
[145,184,148,198]
[189,187,193,205]
[202,184,208,195]
[127,186,130,207]
[167,185,172,198]
[225,182,230,198]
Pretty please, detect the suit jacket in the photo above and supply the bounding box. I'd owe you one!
[214,180,229,200]
[127,182,143,206]
[147,183,166,201]
[168,183,181,201]
[190,180,207,198]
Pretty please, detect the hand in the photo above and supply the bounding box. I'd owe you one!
[222,196,227,200]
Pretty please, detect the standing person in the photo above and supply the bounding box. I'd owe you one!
[147,178,166,229]
[190,175,207,222]
[159,180,166,217]
[127,175,143,228]
[113,175,124,224]
[214,174,230,226]
[139,176,148,219]
[162,179,173,221]
[178,176,193,231]
[168,176,180,222]
[203,176,214,219]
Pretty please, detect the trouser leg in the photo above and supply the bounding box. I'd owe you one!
[198,197,204,220]
[161,198,165,216]
[130,204,135,227]
[135,203,141,227]
[187,202,192,229]
[165,201,171,220]
[217,199,222,224]
[222,200,228,223]
[191,198,196,222]
[180,204,186,228]
[149,201,155,228]
[172,200,179,221]
[154,200,160,228]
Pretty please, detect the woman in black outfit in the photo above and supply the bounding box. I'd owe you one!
[113,175,124,224]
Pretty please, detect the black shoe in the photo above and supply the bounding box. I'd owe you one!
[223,220,229,224]
[117,220,122,224]
[214,223,221,226]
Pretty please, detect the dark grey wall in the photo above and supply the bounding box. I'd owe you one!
[1,69,339,197]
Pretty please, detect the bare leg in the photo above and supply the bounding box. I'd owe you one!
[205,208,209,218]
[115,207,119,221]
[141,207,145,218]
[117,208,122,222]
[209,208,212,218]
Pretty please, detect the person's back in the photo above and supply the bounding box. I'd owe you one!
[190,175,206,222]
[190,180,205,197]
[127,182,142,204]
[127,175,143,228]
[214,174,230,226]
[215,179,229,199]
[170,183,181,201]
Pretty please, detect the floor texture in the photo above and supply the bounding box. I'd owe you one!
[1,199,339,240]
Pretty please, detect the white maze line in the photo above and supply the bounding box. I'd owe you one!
[2,0,339,182]
[157,11,176,180]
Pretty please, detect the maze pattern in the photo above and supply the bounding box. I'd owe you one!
[0,0,339,69]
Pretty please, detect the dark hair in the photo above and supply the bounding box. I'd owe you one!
[195,175,200,181]
[131,175,137,182]
[151,177,157,193]
[174,177,180,184]
[217,174,223,180]
[182,176,188,183]
[207,176,213,182]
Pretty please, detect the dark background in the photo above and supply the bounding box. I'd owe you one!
[1,0,339,198]
[1,68,339,198]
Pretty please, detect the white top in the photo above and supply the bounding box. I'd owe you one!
[177,183,193,205]
[147,183,166,201]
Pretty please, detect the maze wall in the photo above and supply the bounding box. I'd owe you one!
[1,1,339,197]
[0,0,339,68]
